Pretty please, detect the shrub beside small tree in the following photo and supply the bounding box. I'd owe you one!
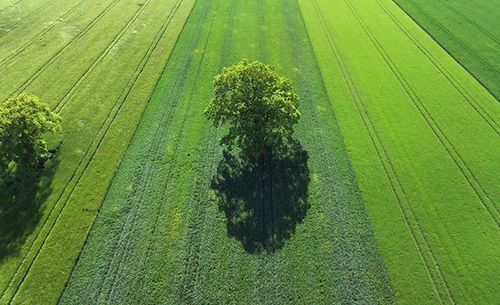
[0,93,61,172]
[205,59,301,159]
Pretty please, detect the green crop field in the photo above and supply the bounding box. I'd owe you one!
[0,0,498,304]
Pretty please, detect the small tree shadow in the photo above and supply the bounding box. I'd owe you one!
[211,139,310,254]
[0,156,59,261]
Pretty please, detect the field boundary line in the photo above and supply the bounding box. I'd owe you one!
[5,0,121,100]
[374,0,500,136]
[0,0,170,302]
[310,0,451,303]
[0,0,90,69]
[347,0,499,226]
[0,0,55,37]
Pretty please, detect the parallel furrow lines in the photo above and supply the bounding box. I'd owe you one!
[401,0,499,76]
[0,0,90,69]
[0,0,28,15]
[52,0,155,113]
[346,0,499,226]
[96,3,216,301]
[87,0,196,302]
[0,1,166,303]
[438,1,500,46]
[374,0,500,136]
[310,0,451,304]
[0,0,55,37]
[178,4,236,300]
[6,0,121,100]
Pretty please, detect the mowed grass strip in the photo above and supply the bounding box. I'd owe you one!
[60,0,394,304]
[0,0,195,304]
[299,0,500,303]
[393,0,500,99]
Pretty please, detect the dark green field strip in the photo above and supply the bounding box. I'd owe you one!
[61,0,394,304]
[0,0,56,36]
[0,0,91,68]
[0,0,195,304]
[300,0,500,303]
[393,0,500,100]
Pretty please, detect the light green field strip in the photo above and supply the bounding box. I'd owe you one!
[0,0,195,304]
[0,0,26,13]
[0,0,91,66]
[393,0,500,100]
[60,0,394,304]
[0,0,56,36]
[299,0,500,304]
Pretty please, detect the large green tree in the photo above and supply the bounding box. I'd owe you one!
[0,93,61,172]
[205,60,301,158]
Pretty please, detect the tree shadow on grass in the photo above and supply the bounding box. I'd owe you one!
[0,157,59,261]
[211,140,310,254]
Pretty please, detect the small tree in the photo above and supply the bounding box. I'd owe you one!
[205,60,301,159]
[0,93,61,172]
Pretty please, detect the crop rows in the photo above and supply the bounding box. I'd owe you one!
[393,0,500,99]
[0,0,195,303]
[300,0,499,303]
[61,0,394,304]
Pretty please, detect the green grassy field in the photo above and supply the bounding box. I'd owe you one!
[300,0,499,303]
[0,0,194,304]
[0,0,498,304]
[59,0,394,303]
[393,0,500,100]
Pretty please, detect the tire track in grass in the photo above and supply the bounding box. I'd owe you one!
[374,0,500,136]
[51,0,154,113]
[82,0,199,302]
[0,0,55,37]
[177,4,236,301]
[397,0,500,76]
[346,0,499,226]
[437,0,500,47]
[0,1,174,302]
[0,0,90,69]
[4,0,121,100]
[0,0,28,15]
[98,2,217,301]
[310,0,451,303]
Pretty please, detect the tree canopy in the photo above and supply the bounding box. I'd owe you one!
[0,93,61,171]
[205,59,301,158]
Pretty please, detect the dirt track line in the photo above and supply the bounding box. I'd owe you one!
[375,0,500,135]
[310,0,450,303]
[0,0,90,69]
[347,0,499,226]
